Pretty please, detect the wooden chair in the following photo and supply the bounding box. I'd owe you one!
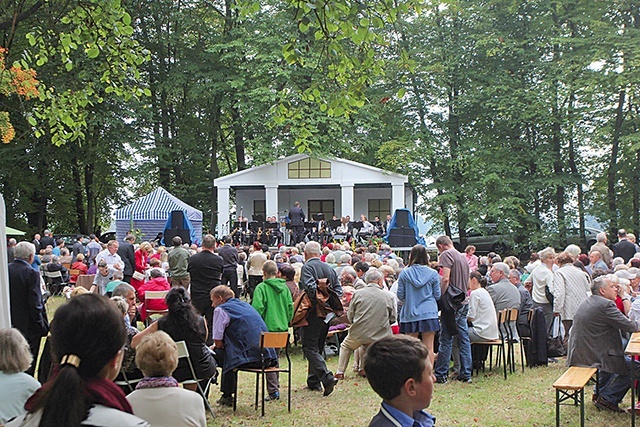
[471,309,508,379]
[69,268,81,283]
[143,290,169,326]
[504,308,520,373]
[234,331,292,416]
[76,274,95,291]
[175,340,215,418]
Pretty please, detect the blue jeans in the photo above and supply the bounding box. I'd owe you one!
[597,356,640,404]
[435,304,472,380]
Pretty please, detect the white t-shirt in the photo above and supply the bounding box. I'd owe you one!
[467,288,499,341]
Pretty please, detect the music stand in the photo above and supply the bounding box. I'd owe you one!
[312,213,325,221]
[265,222,279,230]
[352,221,364,230]
[233,221,247,231]
[328,219,341,231]
[249,221,262,232]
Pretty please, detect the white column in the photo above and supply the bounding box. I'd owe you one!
[265,185,278,218]
[341,184,354,218]
[0,195,10,328]
[217,186,230,237]
[392,184,405,212]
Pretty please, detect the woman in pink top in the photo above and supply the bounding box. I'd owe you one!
[465,245,478,271]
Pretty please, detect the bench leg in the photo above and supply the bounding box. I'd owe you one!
[580,387,585,427]
[556,388,560,427]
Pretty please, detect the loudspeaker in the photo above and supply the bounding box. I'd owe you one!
[171,210,185,228]
[164,228,191,245]
[388,228,417,247]
[394,210,410,228]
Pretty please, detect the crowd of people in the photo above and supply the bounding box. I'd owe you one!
[4,226,640,426]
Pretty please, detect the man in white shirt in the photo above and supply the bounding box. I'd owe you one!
[95,240,124,271]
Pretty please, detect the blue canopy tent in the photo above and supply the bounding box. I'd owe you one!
[115,188,202,245]
[384,208,425,246]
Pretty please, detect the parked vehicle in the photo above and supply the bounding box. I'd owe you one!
[564,227,602,252]
[451,224,512,255]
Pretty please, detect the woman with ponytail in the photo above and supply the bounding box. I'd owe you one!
[131,287,216,388]
[7,294,148,426]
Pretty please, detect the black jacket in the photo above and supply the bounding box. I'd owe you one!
[9,259,48,339]
[117,241,136,276]
[288,206,305,226]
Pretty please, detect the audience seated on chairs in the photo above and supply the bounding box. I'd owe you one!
[467,271,499,343]
[58,248,72,265]
[127,331,206,427]
[0,328,41,425]
[6,294,149,427]
[111,296,143,393]
[210,285,277,407]
[113,283,141,328]
[567,275,640,413]
[69,253,88,284]
[132,287,217,393]
[44,256,69,294]
[138,269,170,323]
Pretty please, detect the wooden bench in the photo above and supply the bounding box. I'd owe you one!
[553,366,597,427]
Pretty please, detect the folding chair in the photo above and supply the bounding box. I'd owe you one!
[44,270,67,295]
[234,331,292,416]
[471,309,508,379]
[175,340,215,418]
[143,290,169,326]
[115,367,143,393]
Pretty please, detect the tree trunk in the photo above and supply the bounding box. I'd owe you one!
[566,92,584,242]
[71,154,87,233]
[230,106,246,171]
[608,90,625,235]
[209,95,223,232]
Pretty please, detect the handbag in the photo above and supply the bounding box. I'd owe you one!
[447,284,466,309]
[546,315,566,357]
[132,271,145,281]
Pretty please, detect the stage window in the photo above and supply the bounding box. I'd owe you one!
[308,200,334,219]
[288,157,331,179]
[253,200,266,221]
[368,199,390,221]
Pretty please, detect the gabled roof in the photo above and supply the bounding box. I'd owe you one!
[115,187,202,221]
[214,154,408,187]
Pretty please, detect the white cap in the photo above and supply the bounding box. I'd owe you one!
[615,270,636,280]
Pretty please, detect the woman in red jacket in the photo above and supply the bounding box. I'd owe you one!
[131,242,152,291]
[138,268,170,322]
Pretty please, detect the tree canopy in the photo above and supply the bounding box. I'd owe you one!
[1,0,638,249]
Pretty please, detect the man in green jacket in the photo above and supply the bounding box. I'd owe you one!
[252,260,294,400]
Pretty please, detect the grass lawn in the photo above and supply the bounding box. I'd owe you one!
[45,297,633,426]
